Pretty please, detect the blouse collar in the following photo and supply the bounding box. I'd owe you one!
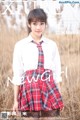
[26,34,48,44]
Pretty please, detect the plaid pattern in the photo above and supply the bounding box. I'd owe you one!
[18,41,64,111]
[37,42,44,69]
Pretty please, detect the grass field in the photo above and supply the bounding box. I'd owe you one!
[0,26,80,120]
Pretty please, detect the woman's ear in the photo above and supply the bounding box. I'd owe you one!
[46,24,48,28]
[28,24,31,28]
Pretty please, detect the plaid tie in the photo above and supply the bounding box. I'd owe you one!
[32,41,44,70]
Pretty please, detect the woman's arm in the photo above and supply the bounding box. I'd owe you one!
[53,43,62,84]
[12,43,23,113]
[13,85,20,103]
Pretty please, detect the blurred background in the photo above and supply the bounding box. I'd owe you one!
[0,0,80,34]
[0,0,80,120]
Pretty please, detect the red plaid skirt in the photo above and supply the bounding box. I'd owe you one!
[18,68,64,111]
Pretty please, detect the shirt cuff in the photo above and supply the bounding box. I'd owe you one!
[12,76,22,85]
[54,76,62,83]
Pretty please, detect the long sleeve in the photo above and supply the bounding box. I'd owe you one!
[12,43,24,85]
[53,43,62,83]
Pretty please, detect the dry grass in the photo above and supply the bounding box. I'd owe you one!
[0,26,80,120]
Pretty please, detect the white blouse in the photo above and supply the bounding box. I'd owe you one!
[12,35,62,85]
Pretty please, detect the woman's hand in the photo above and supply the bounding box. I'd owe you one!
[13,101,19,114]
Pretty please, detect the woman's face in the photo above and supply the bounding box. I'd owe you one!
[28,21,46,39]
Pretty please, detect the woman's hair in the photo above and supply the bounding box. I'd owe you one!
[27,8,47,34]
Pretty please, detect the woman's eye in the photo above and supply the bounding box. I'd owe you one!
[41,22,45,25]
[32,22,45,26]
[33,22,37,25]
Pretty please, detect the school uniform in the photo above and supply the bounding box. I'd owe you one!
[12,34,64,116]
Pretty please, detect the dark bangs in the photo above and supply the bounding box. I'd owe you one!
[27,8,47,24]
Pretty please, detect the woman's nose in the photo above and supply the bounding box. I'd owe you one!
[36,25,41,29]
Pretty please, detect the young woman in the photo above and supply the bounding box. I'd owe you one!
[12,8,64,118]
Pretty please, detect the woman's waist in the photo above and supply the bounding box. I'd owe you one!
[22,68,54,84]
[24,66,54,72]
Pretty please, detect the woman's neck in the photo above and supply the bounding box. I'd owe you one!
[30,33,42,43]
